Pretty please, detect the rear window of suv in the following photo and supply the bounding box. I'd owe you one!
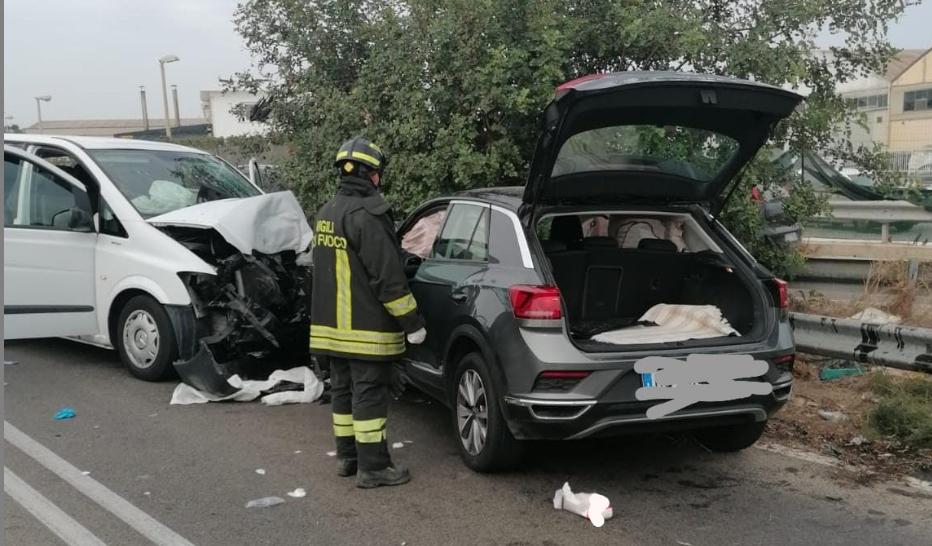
[552,125,738,182]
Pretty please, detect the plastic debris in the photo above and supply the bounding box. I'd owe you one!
[149,413,159,418]
[255,469,266,475]
[392,442,405,449]
[403,440,413,445]
[144,492,151,496]
[81,471,91,476]
[818,409,848,422]
[820,365,866,382]
[553,482,613,527]
[54,407,76,420]
[246,496,285,509]
[326,451,337,457]
[294,450,303,454]
[4,360,19,366]
[286,488,307,498]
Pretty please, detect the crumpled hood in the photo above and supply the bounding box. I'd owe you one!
[148,191,313,255]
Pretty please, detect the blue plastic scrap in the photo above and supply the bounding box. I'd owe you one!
[54,407,76,420]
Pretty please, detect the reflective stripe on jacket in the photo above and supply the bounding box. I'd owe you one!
[309,176,425,361]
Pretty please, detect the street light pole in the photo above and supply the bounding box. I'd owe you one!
[158,55,180,140]
[34,95,51,132]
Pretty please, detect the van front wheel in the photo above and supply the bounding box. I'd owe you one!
[116,295,178,381]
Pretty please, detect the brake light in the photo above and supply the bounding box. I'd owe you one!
[768,278,789,309]
[509,285,563,319]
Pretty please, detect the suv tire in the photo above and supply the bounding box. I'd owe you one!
[451,352,523,472]
[696,420,767,452]
[116,295,178,381]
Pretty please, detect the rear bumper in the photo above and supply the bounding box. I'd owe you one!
[502,378,791,440]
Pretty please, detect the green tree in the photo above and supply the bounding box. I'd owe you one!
[231,0,917,275]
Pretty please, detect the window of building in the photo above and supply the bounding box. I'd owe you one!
[904,88,931,112]
[848,93,888,110]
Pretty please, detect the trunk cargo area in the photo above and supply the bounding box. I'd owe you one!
[539,213,763,351]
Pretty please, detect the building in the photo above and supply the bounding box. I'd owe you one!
[836,48,932,153]
[200,90,268,138]
[22,118,208,137]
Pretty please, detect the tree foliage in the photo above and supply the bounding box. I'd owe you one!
[230,0,916,274]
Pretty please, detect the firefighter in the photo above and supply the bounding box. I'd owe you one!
[309,137,427,488]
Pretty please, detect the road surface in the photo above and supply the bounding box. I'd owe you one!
[4,339,931,545]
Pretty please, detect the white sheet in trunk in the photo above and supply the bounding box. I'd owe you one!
[591,304,739,345]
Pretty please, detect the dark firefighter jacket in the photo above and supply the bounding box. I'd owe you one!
[309,176,425,361]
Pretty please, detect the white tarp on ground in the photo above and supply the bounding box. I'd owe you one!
[591,304,739,345]
[170,366,324,406]
[148,191,314,255]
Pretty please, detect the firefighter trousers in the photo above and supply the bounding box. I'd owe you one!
[330,357,393,471]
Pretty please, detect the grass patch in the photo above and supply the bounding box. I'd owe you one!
[866,373,932,449]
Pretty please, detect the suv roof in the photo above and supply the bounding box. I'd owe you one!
[3,134,208,154]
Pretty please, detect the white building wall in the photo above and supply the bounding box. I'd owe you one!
[202,91,268,138]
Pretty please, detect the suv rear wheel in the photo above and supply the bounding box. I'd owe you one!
[116,295,178,381]
[696,420,767,452]
[452,352,523,472]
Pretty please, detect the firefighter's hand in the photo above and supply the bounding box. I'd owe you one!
[407,328,427,345]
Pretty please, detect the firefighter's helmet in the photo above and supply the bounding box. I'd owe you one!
[334,137,387,176]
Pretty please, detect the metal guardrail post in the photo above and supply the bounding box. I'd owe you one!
[790,313,932,374]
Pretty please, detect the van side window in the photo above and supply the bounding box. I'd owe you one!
[4,155,24,226]
[100,198,128,238]
[431,203,490,262]
[3,152,90,231]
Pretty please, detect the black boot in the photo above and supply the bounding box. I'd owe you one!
[356,465,411,489]
[336,458,358,477]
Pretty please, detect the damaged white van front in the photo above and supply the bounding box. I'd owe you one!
[3,136,312,389]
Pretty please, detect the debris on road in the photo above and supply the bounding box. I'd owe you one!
[820,365,866,382]
[81,471,91,476]
[552,482,613,527]
[849,307,902,325]
[4,360,19,366]
[169,366,323,406]
[286,488,306,498]
[817,409,849,422]
[326,451,336,457]
[392,442,405,449]
[53,407,76,420]
[245,496,285,509]
[294,450,302,454]
[255,469,266,475]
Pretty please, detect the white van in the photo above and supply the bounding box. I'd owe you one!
[4,135,312,384]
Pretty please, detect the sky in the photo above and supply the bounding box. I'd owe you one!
[3,0,932,127]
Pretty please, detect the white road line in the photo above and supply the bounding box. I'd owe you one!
[4,421,196,546]
[4,467,108,546]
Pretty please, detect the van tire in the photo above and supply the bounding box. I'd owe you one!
[116,295,178,381]
[696,420,767,452]
[451,352,523,472]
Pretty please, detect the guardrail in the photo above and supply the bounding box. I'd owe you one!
[790,312,932,374]
[813,200,932,243]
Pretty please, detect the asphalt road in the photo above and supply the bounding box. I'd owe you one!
[4,339,932,546]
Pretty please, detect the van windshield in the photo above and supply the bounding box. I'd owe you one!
[89,149,261,218]
[552,125,739,183]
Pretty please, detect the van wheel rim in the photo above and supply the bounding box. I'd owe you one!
[456,369,488,456]
[123,310,159,370]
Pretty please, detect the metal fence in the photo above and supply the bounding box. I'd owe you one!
[790,313,932,374]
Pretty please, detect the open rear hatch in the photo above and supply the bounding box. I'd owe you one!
[521,72,803,216]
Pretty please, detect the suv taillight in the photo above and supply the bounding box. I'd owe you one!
[768,278,789,309]
[509,285,563,319]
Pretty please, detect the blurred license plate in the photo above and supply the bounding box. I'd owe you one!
[641,373,655,388]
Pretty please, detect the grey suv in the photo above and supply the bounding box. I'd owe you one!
[396,72,800,472]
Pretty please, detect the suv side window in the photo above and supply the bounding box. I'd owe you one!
[489,209,523,267]
[432,203,490,262]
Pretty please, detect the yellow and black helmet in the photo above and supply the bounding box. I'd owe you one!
[334,137,387,176]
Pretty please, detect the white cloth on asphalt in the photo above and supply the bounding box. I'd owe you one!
[591,304,739,345]
[553,482,613,527]
[169,366,324,405]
